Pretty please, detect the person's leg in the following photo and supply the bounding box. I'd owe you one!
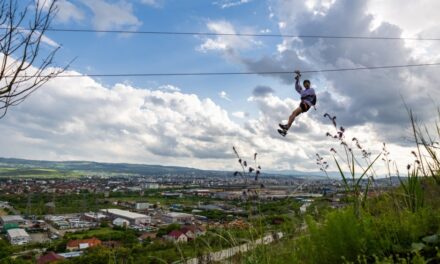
[286,107,303,130]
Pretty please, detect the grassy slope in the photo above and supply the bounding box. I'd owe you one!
[241,178,440,264]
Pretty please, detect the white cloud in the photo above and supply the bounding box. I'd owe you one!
[214,0,252,9]
[232,111,249,119]
[41,0,84,24]
[140,0,161,7]
[276,39,290,53]
[367,0,440,62]
[0,69,423,173]
[367,0,440,36]
[158,85,181,92]
[219,91,232,101]
[278,22,286,29]
[243,0,440,133]
[19,27,60,48]
[40,35,60,48]
[198,20,261,53]
[81,0,142,31]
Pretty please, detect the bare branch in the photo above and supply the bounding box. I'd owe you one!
[0,0,64,118]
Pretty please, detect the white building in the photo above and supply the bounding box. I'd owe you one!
[101,209,151,225]
[162,212,194,224]
[7,228,31,245]
[83,212,107,222]
[0,215,26,225]
[135,203,153,211]
[144,183,159,189]
[113,217,130,227]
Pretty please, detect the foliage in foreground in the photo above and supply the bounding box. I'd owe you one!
[241,110,440,264]
[241,178,440,264]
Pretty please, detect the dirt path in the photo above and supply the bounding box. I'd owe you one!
[184,232,284,264]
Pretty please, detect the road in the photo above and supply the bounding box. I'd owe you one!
[183,232,284,264]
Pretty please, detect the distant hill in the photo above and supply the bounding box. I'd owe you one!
[0,157,338,179]
[0,157,206,176]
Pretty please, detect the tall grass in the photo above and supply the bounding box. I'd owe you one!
[238,110,440,264]
[409,109,440,185]
[398,163,424,213]
[323,113,380,218]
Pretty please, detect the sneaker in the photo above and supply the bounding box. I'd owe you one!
[279,124,288,131]
[277,129,287,137]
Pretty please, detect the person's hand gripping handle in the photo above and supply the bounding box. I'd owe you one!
[294,70,301,82]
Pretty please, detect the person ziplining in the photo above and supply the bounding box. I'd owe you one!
[278,70,317,137]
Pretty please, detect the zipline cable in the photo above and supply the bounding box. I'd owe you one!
[3,27,440,41]
[13,62,440,78]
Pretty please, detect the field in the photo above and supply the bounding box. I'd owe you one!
[0,167,81,178]
[64,227,127,240]
[0,209,7,216]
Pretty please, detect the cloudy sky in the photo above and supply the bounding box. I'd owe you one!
[1,0,439,174]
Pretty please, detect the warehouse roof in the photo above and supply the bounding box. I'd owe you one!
[165,212,193,218]
[1,215,25,222]
[101,209,149,220]
[7,228,30,238]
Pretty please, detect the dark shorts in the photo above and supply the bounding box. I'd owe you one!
[300,102,311,113]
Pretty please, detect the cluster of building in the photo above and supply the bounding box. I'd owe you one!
[0,177,163,195]
[45,215,98,230]
[0,171,379,198]
[164,225,206,243]
[1,215,31,245]
[101,208,151,226]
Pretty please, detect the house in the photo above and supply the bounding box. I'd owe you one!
[7,228,31,245]
[164,230,187,243]
[180,227,195,240]
[37,252,64,264]
[179,225,206,240]
[138,232,157,242]
[112,217,130,227]
[66,237,101,251]
[162,212,194,224]
[194,226,206,236]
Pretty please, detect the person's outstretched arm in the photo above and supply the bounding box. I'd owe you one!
[294,71,302,94]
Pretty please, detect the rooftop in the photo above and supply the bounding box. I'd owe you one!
[165,212,193,218]
[37,252,64,264]
[7,228,30,238]
[1,215,25,222]
[168,230,184,238]
[101,209,149,220]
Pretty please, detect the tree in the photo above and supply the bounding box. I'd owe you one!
[0,0,66,119]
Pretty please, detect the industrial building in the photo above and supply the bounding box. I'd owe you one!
[135,202,153,211]
[113,217,130,227]
[100,209,151,225]
[7,228,31,245]
[162,212,194,224]
[83,212,107,222]
[0,215,26,226]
